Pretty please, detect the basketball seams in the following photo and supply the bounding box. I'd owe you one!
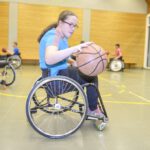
[78,52,98,55]
[77,54,101,68]
[78,53,107,76]
[76,43,107,76]
[89,58,107,76]
[98,49,105,74]
[77,52,107,68]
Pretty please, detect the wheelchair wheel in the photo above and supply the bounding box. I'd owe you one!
[109,59,124,72]
[2,63,16,86]
[26,76,88,139]
[7,55,22,69]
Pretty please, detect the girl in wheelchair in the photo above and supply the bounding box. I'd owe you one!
[25,10,108,139]
[108,43,123,62]
[38,10,104,118]
[108,43,124,71]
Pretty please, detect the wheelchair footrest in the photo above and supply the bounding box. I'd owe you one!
[87,115,109,122]
[86,115,104,120]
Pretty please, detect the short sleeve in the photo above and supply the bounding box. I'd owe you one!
[45,36,55,48]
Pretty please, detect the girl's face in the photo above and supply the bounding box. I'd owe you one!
[60,15,78,38]
[13,43,17,48]
[115,45,119,49]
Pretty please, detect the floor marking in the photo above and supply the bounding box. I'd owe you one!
[0,92,150,105]
[102,94,112,97]
[104,100,150,105]
[0,92,26,98]
[118,89,125,94]
[100,77,150,103]
[129,91,150,103]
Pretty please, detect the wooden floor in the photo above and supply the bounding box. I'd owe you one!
[0,65,150,150]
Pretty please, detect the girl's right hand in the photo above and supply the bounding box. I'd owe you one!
[74,41,94,53]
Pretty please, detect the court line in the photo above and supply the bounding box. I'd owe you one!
[0,92,26,98]
[104,100,150,105]
[100,77,150,103]
[102,93,112,97]
[129,91,150,103]
[0,92,150,106]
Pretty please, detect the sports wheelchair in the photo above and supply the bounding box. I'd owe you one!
[26,76,108,139]
[0,60,16,86]
[0,54,22,69]
[109,58,124,72]
[7,55,22,69]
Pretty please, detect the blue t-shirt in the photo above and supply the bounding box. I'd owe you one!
[39,28,68,76]
[13,48,20,55]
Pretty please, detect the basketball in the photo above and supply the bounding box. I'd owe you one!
[76,43,108,76]
[2,48,7,53]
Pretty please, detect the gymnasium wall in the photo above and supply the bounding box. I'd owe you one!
[0,2,8,54]
[146,0,150,13]
[90,10,146,67]
[18,4,83,59]
[0,0,147,14]
[0,0,147,67]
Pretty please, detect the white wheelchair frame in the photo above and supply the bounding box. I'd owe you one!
[109,59,124,72]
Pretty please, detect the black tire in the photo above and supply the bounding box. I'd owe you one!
[26,76,88,139]
[4,63,16,86]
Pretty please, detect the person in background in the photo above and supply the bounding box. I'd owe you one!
[108,43,124,71]
[113,43,122,60]
[13,42,20,56]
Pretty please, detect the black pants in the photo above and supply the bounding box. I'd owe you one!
[41,67,99,111]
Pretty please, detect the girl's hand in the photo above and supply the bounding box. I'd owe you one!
[74,41,94,53]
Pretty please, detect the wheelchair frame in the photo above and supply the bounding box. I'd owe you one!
[26,76,108,139]
[0,61,16,86]
[7,55,22,69]
[109,59,124,72]
[0,54,22,69]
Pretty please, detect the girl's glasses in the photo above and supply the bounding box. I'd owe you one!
[63,21,79,28]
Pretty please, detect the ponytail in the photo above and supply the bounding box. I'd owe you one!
[37,23,57,43]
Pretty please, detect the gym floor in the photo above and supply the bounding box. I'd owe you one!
[0,65,150,150]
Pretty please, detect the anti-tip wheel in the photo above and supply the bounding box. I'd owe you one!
[94,120,107,131]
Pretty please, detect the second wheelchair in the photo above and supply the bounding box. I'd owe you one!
[0,54,22,69]
[109,58,125,72]
[0,60,16,86]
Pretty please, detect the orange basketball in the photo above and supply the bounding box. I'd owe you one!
[2,48,7,53]
[76,43,108,76]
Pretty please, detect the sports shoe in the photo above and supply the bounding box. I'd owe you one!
[87,107,104,118]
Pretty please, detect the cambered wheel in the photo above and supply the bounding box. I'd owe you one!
[26,76,88,139]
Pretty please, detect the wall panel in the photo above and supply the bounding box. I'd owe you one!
[0,2,9,54]
[90,10,146,67]
[18,3,83,59]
